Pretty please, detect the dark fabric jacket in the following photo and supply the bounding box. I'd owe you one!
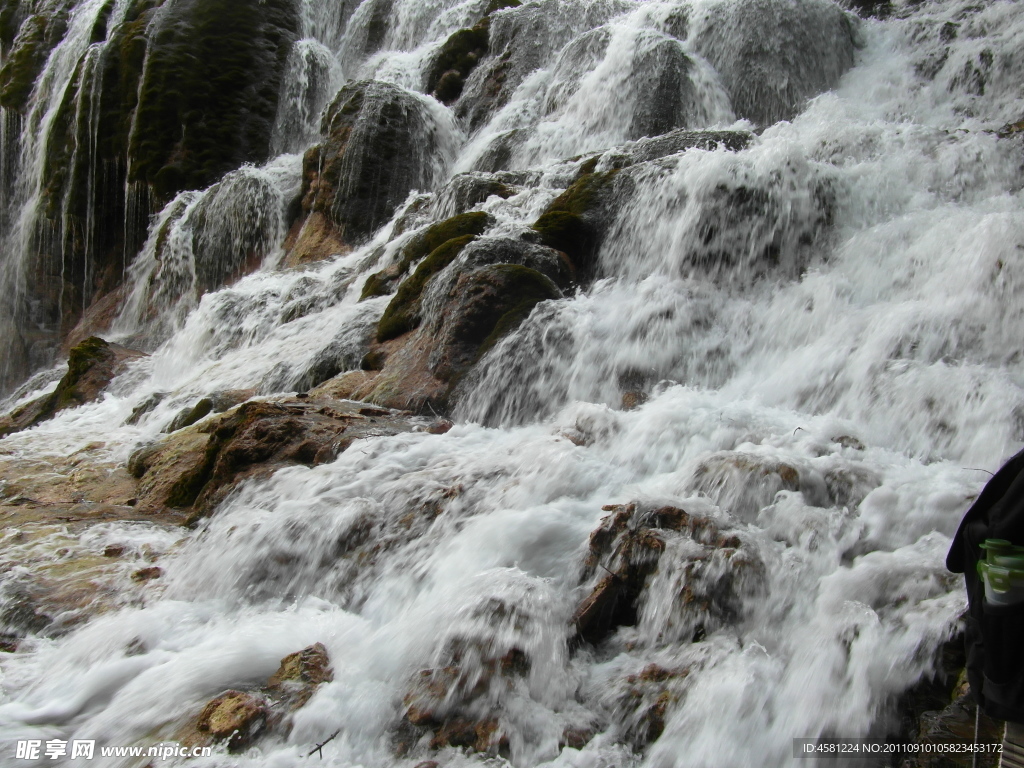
[947,446,1024,723]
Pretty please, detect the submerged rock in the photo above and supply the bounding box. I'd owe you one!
[455,0,633,129]
[0,337,145,439]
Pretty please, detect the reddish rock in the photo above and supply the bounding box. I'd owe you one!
[267,642,333,710]
[572,502,760,645]
[193,691,269,752]
[131,567,162,582]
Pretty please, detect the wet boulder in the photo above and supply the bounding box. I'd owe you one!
[455,0,634,129]
[357,240,562,413]
[267,642,334,710]
[428,172,518,221]
[181,643,333,751]
[531,167,624,279]
[691,0,857,126]
[426,17,491,105]
[572,502,762,646]
[543,26,700,142]
[165,389,256,433]
[294,81,450,253]
[185,690,269,752]
[613,663,693,749]
[0,337,146,439]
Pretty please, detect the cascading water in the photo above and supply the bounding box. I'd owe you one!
[0,0,1023,766]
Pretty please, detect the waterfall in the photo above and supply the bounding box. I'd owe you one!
[0,0,1023,766]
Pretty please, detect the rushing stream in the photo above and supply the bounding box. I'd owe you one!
[1,0,1024,765]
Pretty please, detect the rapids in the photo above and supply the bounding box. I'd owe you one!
[1,0,1023,766]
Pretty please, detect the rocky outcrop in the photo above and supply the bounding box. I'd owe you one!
[164,389,256,433]
[128,397,417,523]
[0,337,146,439]
[361,211,495,303]
[0,0,73,110]
[126,0,301,204]
[5,0,301,385]
[267,642,334,711]
[691,0,857,126]
[290,80,449,261]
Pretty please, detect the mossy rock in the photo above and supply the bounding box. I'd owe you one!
[476,264,561,357]
[128,0,299,203]
[360,211,493,302]
[0,336,145,438]
[531,170,618,273]
[427,22,489,104]
[0,7,71,111]
[377,234,478,342]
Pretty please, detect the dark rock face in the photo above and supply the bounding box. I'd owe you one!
[4,0,300,386]
[296,81,449,252]
[531,168,623,279]
[0,0,73,111]
[692,0,857,126]
[127,0,301,204]
[0,337,146,439]
[426,19,491,105]
[128,398,417,522]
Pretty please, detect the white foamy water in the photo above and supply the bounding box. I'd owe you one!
[1,0,1024,766]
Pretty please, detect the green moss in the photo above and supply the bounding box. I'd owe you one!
[377,234,477,342]
[476,265,559,357]
[531,170,618,270]
[359,272,392,301]
[400,211,492,273]
[0,1,23,50]
[427,23,489,104]
[53,336,111,409]
[361,211,493,302]
[0,14,52,110]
